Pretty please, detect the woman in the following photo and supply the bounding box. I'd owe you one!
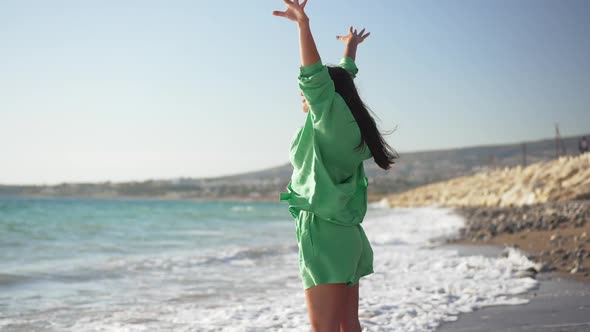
[274,1,398,331]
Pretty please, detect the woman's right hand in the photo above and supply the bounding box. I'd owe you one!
[272,0,309,23]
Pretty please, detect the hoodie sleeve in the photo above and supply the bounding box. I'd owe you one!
[338,56,359,79]
[298,59,336,122]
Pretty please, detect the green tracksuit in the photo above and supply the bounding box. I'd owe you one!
[279,57,374,290]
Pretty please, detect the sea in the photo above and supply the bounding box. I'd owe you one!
[0,196,538,332]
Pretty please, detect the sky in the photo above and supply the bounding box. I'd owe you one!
[1,0,589,185]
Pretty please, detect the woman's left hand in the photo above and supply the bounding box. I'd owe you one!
[337,26,370,45]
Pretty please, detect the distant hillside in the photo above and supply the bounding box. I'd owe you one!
[204,133,588,196]
[1,134,587,201]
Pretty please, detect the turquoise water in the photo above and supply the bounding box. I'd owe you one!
[1,197,293,271]
[0,196,297,330]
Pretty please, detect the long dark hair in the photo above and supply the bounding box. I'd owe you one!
[327,66,399,170]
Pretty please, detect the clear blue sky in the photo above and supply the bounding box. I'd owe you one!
[1,0,589,185]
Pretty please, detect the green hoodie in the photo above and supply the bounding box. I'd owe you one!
[279,57,372,226]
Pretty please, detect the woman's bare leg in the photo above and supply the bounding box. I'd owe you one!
[340,283,361,332]
[305,283,348,332]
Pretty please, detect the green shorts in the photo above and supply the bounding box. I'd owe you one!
[295,210,374,290]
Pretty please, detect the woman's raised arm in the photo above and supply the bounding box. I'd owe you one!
[336,26,370,78]
[273,0,320,67]
[337,26,371,62]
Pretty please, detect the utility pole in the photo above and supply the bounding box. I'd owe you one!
[554,124,566,158]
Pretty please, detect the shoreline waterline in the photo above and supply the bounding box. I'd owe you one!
[1,198,541,331]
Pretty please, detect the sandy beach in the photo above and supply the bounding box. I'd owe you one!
[438,243,590,332]
[386,154,590,282]
[450,200,590,283]
[381,153,590,330]
[437,201,590,331]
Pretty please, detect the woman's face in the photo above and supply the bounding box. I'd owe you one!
[301,92,309,113]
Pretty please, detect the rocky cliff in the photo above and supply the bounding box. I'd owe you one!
[388,154,590,208]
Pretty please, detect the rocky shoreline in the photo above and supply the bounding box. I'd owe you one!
[388,154,590,208]
[448,200,590,282]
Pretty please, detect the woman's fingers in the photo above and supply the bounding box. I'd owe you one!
[360,32,370,42]
[343,26,370,41]
[283,0,307,8]
[274,0,309,22]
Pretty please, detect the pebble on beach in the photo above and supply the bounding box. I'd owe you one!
[452,200,590,282]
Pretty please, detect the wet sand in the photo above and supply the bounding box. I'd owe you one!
[451,201,590,283]
[437,243,590,332]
